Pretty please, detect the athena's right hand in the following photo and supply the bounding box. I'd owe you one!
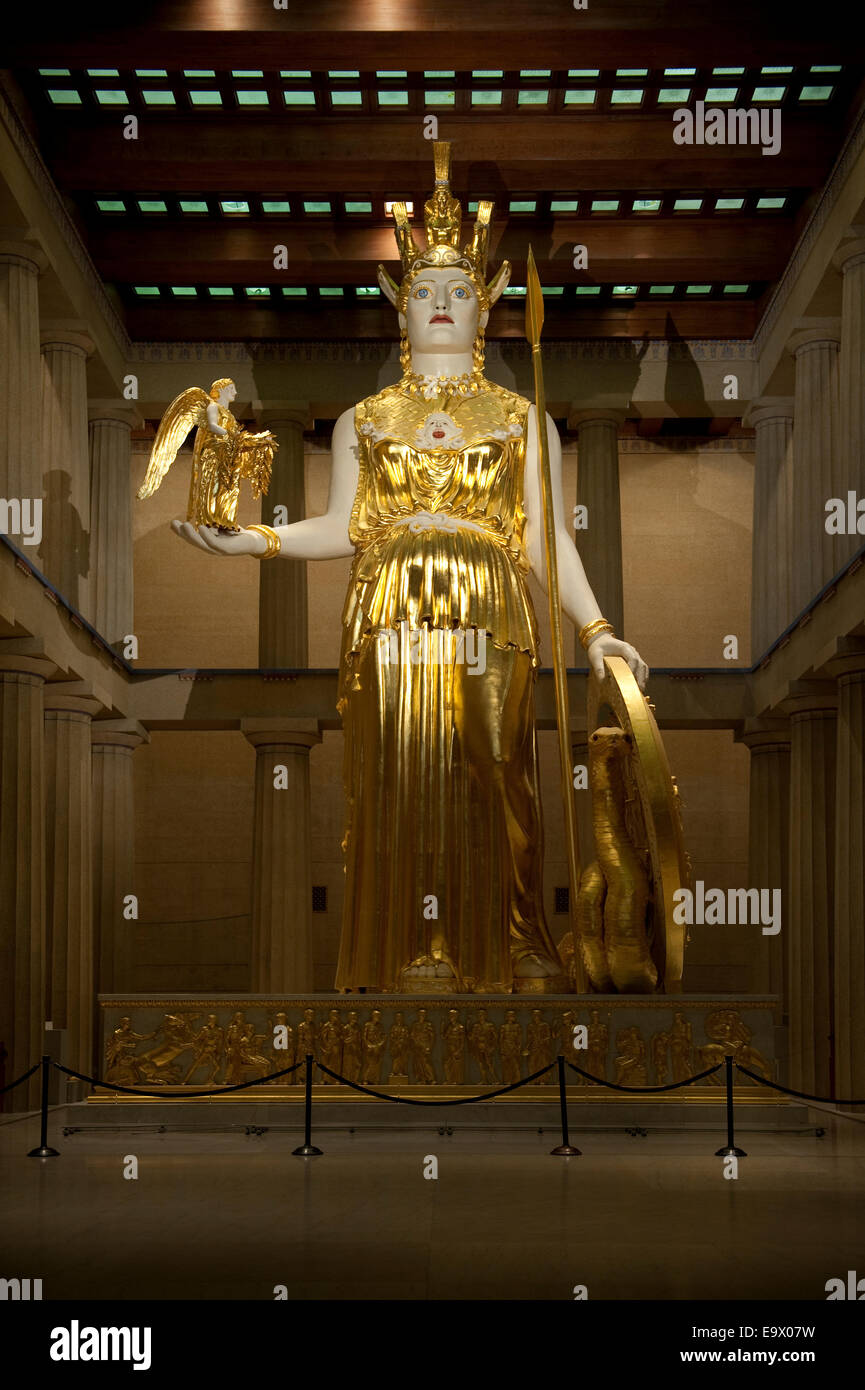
[171,521,267,556]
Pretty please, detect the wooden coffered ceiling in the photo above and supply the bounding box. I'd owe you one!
[5,0,864,341]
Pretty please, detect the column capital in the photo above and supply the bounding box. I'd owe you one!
[241,716,323,750]
[0,231,48,274]
[776,678,838,718]
[253,400,311,430]
[88,399,143,429]
[40,323,95,357]
[735,716,791,751]
[822,636,865,682]
[567,405,628,431]
[742,396,794,428]
[43,681,105,718]
[0,638,57,681]
[786,317,841,357]
[91,717,151,751]
[832,227,865,274]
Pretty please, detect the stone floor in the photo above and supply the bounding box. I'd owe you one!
[1,1103,863,1301]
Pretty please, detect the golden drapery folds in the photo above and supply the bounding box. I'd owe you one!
[335,378,565,994]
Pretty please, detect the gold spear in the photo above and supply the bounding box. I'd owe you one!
[525,246,587,992]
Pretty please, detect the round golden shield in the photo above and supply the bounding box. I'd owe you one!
[586,656,690,992]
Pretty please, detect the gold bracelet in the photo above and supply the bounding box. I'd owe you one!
[578,618,614,650]
[247,523,281,558]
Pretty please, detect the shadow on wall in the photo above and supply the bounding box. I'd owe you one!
[38,469,90,610]
[663,312,712,422]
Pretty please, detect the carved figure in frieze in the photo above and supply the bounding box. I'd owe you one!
[105,1016,154,1086]
[410,1009,436,1085]
[184,1014,224,1085]
[342,1010,362,1082]
[614,1026,648,1087]
[320,1009,343,1082]
[388,1012,410,1081]
[698,1010,772,1081]
[650,1029,670,1086]
[525,1009,552,1083]
[442,1009,466,1084]
[137,1013,198,1085]
[499,1009,523,1085]
[362,1010,387,1085]
[586,1008,609,1083]
[670,1011,694,1082]
[469,1008,498,1084]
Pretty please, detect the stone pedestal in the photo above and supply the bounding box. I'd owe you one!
[568,408,626,661]
[0,648,55,1109]
[43,685,103,1074]
[89,402,141,647]
[242,719,323,991]
[743,398,794,653]
[737,719,791,1000]
[787,320,841,612]
[782,682,837,1095]
[40,327,95,617]
[825,641,865,1109]
[91,720,150,995]
[833,232,865,571]
[0,237,46,502]
[255,404,309,667]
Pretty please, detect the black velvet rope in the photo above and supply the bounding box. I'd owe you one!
[313,1058,557,1104]
[52,1058,305,1098]
[735,1063,865,1106]
[565,1059,722,1092]
[0,1061,40,1095]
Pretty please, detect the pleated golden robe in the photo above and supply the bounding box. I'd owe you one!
[335,378,562,993]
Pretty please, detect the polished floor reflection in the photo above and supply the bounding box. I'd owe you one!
[1,1107,863,1301]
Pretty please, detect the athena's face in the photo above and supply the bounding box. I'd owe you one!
[401,269,487,356]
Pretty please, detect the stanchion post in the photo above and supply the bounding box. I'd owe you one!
[715,1055,746,1157]
[292,1053,323,1157]
[27,1056,60,1158]
[550,1054,581,1156]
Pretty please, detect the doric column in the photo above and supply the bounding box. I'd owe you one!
[568,407,626,661]
[743,398,794,654]
[824,640,865,1109]
[0,235,47,501]
[241,718,322,991]
[255,403,309,667]
[89,401,141,647]
[781,681,837,1094]
[43,684,103,1074]
[91,720,150,995]
[40,326,95,617]
[737,718,791,999]
[833,230,865,571]
[786,319,841,613]
[0,646,55,1109]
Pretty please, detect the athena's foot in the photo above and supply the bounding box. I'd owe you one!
[513,953,560,979]
[400,955,456,983]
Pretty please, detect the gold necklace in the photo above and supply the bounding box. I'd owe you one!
[402,369,485,400]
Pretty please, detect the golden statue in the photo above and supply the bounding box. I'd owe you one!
[138,378,277,530]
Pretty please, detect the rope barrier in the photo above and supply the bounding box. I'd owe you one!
[52,1058,305,1099]
[734,1063,865,1107]
[314,1058,557,1105]
[0,1061,40,1095]
[565,1059,722,1092]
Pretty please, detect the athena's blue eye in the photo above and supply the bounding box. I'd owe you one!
[453,286,468,299]
[415,287,430,298]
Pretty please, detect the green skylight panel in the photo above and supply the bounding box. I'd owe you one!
[47,90,82,104]
[503,286,526,296]
[184,69,215,77]
[95,89,128,104]
[617,68,648,76]
[473,70,503,77]
[658,88,690,103]
[550,199,579,212]
[377,70,407,78]
[345,201,372,213]
[281,70,311,78]
[542,286,564,296]
[564,90,596,104]
[665,67,696,76]
[220,200,250,214]
[612,285,639,295]
[425,71,455,78]
[171,286,197,296]
[179,200,209,213]
[569,69,599,77]
[521,70,551,77]
[378,91,409,105]
[674,198,703,211]
[509,200,537,212]
[137,200,167,213]
[752,86,786,101]
[320,287,344,296]
[189,92,222,106]
[686,284,712,294]
[705,87,738,102]
[426,91,455,105]
[142,90,176,105]
[281,287,307,296]
[715,197,745,210]
[800,86,834,101]
[356,287,380,296]
[96,199,126,212]
[283,91,316,105]
[649,285,676,295]
[633,198,662,212]
[232,69,263,77]
[331,91,362,105]
[39,68,70,76]
[611,89,643,104]
[303,200,331,213]
[576,286,601,295]
[761,66,793,74]
[724,284,749,293]
[591,199,619,212]
[245,286,271,296]
[518,90,549,105]
[329,71,360,78]
[712,67,745,75]
[756,196,786,209]
[88,68,119,76]
[135,69,167,77]
[262,200,291,213]
[134,286,160,296]
[208,287,234,296]
[472,91,502,105]
[236,91,269,106]
[811,65,841,72]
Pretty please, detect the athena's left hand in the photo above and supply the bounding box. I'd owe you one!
[586,633,649,692]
